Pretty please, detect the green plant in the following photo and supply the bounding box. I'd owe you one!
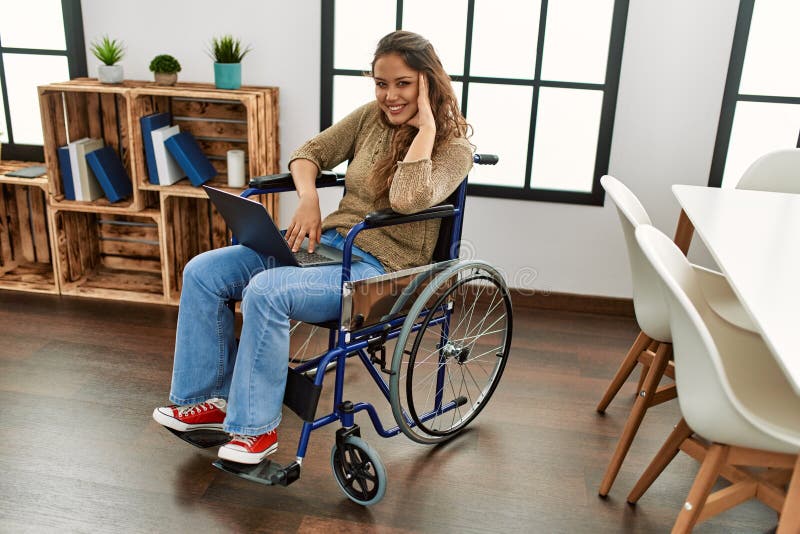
[149,54,182,74]
[209,35,252,63]
[90,35,125,66]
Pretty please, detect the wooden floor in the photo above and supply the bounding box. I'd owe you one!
[0,290,778,533]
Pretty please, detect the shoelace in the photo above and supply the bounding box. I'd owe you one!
[177,401,215,416]
[230,431,275,447]
[231,434,258,446]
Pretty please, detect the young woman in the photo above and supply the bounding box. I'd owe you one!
[153,30,473,464]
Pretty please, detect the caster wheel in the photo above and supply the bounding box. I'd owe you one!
[330,435,386,505]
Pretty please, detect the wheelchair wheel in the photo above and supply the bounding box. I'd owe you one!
[389,260,512,444]
[330,436,387,506]
[288,321,325,364]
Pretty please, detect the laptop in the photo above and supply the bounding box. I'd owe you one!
[203,185,361,267]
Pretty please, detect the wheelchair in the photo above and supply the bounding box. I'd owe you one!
[166,153,513,505]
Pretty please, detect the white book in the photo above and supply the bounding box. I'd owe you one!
[151,125,185,186]
[67,137,90,200]
[73,138,105,201]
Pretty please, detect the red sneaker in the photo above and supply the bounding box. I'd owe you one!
[152,398,226,432]
[218,430,278,464]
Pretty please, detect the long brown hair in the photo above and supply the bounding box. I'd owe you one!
[370,31,470,196]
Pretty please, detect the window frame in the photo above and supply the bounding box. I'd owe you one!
[320,0,630,206]
[709,0,800,188]
[0,0,87,162]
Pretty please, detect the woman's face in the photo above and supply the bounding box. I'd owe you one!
[373,53,420,126]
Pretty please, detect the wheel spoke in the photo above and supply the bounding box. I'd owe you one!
[457,296,504,347]
[464,343,504,365]
[421,357,440,417]
[289,323,322,363]
[444,361,463,428]
[460,363,474,408]
[464,359,486,394]
[400,336,444,380]
[353,477,369,499]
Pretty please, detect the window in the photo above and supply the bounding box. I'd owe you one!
[0,0,87,161]
[710,0,800,188]
[321,0,629,205]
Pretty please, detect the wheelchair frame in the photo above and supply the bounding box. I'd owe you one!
[170,154,512,505]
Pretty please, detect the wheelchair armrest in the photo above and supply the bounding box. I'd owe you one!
[363,204,456,229]
[249,170,342,190]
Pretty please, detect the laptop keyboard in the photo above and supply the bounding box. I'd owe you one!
[294,250,333,265]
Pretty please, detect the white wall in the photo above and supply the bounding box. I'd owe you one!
[81,0,321,179]
[82,0,740,299]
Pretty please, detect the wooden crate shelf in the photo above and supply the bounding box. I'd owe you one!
[161,191,230,304]
[129,82,279,219]
[38,80,158,213]
[28,79,280,304]
[52,207,165,304]
[0,161,58,294]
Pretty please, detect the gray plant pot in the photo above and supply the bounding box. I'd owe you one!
[98,64,124,84]
[154,72,178,86]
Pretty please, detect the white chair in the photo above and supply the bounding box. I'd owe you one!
[596,175,754,497]
[630,225,800,533]
[736,148,800,194]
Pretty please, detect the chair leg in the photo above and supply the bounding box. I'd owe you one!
[672,443,728,534]
[598,342,671,497]
[596,331,653,413]
[628,418,693,504]
[776,455,800,534]
[636,362,649,395]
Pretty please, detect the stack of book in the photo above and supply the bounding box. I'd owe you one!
[57,138,132,203]
[140,112,217,186]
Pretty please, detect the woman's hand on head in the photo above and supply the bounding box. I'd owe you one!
[285,192,322,253]
[406,73,436,132]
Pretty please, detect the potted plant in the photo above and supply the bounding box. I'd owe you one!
[209,35,252,90]
[149,54,182,86]
[90,35,125,84]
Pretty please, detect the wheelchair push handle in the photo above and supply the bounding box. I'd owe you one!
[473,153,499,165]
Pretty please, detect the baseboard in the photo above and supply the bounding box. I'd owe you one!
[508,288,634,317]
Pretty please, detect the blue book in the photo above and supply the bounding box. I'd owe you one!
[57,146,75,200]
[140,112,172,184]
[164,132,217,186]
[85,146,133,203]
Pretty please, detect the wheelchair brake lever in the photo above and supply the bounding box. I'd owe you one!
[366,327,395,375]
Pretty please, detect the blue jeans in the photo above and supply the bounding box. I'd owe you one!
[169,229,385,435]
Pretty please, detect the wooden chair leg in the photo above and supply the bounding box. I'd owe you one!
[672,443,728,534]
[672,209,695,255]
[628,418,693,504]
[596,331,652,413]
[636,362,649,395]
[598,343,671,497]
[776,455,800,534]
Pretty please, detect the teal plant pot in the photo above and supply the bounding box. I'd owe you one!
[214,62,241,90]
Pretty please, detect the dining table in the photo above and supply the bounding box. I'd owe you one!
[672,184,800,394]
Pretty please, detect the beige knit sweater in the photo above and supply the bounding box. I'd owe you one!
[289,101,473,272]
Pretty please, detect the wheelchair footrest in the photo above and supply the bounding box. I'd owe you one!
[212,459,301,487]
[165,427,231,448]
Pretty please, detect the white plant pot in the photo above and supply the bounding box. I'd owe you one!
[98,64,124,84]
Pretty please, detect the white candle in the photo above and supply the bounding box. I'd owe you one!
[227,149,246,188]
